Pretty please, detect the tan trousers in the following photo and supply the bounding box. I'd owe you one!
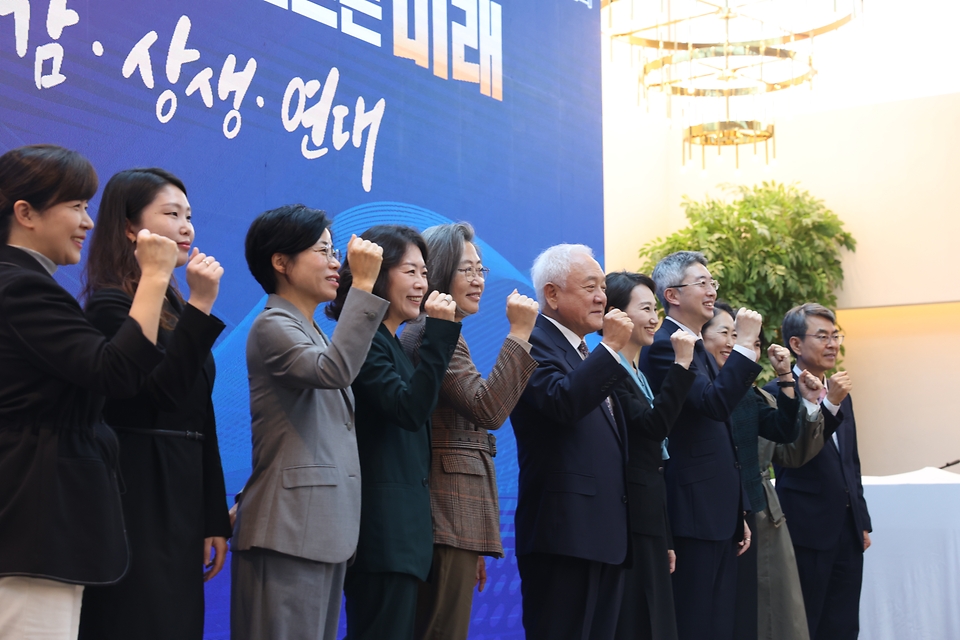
[0,576,84,640]
[414,545,479,640]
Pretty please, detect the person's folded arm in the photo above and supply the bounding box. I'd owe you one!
[353,318,461,431]
[520,340,627,426]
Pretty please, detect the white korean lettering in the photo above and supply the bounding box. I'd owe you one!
[352,95,385,192]
[340,0,381,47]
[280,67,385,192]
[122,30,158,89]
[217,54,257,138]
[291,0,336,28]
[156,89,177,122]
[0,0,30,58]
[186,66,215,107]
[166,15,200,84]
[45,0,77,40]
[331,104,350,150]
[34,41,65,88]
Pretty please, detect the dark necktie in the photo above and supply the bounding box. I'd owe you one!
[578,340,615,419]
[694,339,717,380]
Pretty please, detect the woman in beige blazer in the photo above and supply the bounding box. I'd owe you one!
[398,222,540,640]
[230,205,388,640]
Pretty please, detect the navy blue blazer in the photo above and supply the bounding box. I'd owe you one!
[511,315,630,565]
[764,382,872,551]
[639,320,761,541]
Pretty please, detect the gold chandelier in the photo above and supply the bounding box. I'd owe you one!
[602,0,860,168]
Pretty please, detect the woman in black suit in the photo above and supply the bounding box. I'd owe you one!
[603,271,697,640]
[327,225,461,640]
[0,145,178,639]
[77,168,232,640]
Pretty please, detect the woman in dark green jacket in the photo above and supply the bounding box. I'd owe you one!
[327,225,461,640]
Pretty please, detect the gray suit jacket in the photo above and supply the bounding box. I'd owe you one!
[232,288,388,563]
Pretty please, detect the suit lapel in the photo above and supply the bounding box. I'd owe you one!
[537,317,622,443]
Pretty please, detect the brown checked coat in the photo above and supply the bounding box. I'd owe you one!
[400,314,537,557]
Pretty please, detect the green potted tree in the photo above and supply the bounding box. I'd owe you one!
[638,181,856,382]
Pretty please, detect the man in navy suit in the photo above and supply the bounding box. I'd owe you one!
[764,303,871,640]
[511,243,639,640]
[639,251,762,640]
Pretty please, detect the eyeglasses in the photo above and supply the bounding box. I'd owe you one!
[669,279,719,292]
[804,333,844,345]
[456,266,490,281]
[314,245,342,262]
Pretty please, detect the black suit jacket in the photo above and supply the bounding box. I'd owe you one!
[614,363,695,544]
[0,245,163,584]
[85,288,232,541]
[349,318,461,580]
[764,381,872,550]
[511,315,630,564]
[639,319,761,541]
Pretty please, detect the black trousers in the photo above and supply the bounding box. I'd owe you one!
[733,512,759,640]
[614,534,678,640]
[344,571,420,640]
[518,552,625,640]
[671,536,739,640]
[794,508,864,640]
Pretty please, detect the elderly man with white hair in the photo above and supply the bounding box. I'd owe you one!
[510,244,694,640]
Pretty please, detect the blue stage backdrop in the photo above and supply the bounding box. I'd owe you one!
[2,0,603,637]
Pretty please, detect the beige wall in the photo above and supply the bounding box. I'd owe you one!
[603,92,960,309]
[600,2,960,476]
[836,303,960,476]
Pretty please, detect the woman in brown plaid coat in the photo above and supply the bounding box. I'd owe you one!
[399,222,540,640]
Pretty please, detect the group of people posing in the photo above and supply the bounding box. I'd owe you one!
[0,142,870,640]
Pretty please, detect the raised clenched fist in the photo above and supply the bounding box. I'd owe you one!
[826,370,852,406]
[505,289,539,342]
[347,234,383,293]
[134,229,178,278]
[600,308,634,353]
[670,329,697,369]
[767,344,792,375]
[734,308,763,354]
[424,290,457,322]
[185,247,223,315]
[797,370,824,404]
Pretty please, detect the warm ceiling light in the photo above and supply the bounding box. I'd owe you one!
[602,0,861,168]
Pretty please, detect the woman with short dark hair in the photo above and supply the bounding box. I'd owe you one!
[398,222,539,640]
[232,205,388,640]
[331,225,462,640]
[0,145,178,640]
[77,167,231,640]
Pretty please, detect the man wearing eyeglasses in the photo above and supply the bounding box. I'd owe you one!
[763,303,871,640]
[639,251,763,640]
